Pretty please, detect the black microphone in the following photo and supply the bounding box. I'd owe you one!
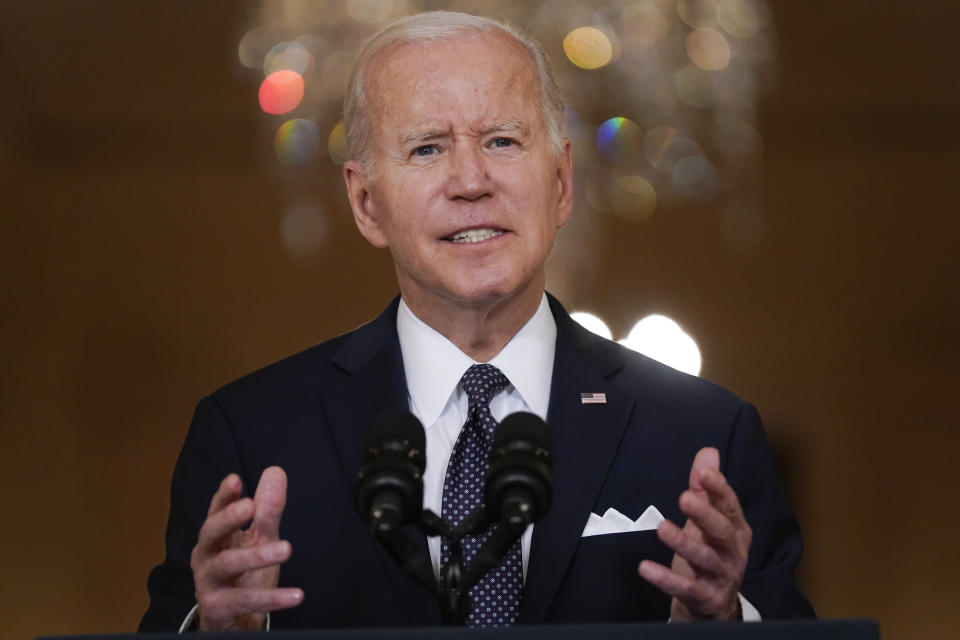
[356,410,426,532]
[485,412,552,528]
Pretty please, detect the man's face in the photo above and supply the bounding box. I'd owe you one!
[344,32,573,312]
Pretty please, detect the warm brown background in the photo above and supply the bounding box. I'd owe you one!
[1,2,958,639]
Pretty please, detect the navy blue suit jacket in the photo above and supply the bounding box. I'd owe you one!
[140,295,814,630]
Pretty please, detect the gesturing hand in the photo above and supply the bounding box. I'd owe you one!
[638,447,752,621]
[190,466,304,631]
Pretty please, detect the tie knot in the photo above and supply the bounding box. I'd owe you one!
[460,363,509,406]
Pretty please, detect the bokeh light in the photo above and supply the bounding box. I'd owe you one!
[596,117,644,163]
[274,119,320,165]
[675,64,718,107]
[672,156,718,202]
[644,129,702,171]
[281,201,328,260]
[585,177,610,212]
[264,41,314,76]
[677,0,719,29]
[239,26,281,70]
[609,175,657,222]
[642,126,679,168]
[620,314,702,376]
[563,26,614,70]
[571,312,613,340]
[259,70,304,115]
[621,1,669,52]
[294,34,328,55]
[327,121,348,165]
[717,0,764,38]
[686,29,731,71]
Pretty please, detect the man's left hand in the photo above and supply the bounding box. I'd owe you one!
[638,447,752,621]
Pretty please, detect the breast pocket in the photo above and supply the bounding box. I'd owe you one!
[544,531,674,623]
[575,529,674,560]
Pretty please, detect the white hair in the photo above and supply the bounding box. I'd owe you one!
[343,11,567,170]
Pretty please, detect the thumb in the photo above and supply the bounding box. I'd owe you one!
[689,447,719,494]
[251,466,287,541]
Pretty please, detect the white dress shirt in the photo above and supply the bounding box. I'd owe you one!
[396,293,556,581]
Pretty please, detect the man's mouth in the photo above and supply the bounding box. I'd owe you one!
[446,228,505,244]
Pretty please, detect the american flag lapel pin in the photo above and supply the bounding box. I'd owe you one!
[581,392,607,405]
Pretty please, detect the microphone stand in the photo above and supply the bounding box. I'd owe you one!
[370,514,439,598]
[370,506,527,625]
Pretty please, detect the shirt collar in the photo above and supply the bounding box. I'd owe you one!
[397,293,556,428]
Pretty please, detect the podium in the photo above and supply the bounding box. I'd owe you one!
[38,619,879,640]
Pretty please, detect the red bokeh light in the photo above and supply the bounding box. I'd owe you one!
[259,70,305,115]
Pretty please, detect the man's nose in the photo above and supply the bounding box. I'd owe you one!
[445,144,491,202]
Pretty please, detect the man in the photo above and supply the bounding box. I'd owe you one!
[140,11,813,632]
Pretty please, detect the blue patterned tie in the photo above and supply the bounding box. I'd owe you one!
[440,364,523,627]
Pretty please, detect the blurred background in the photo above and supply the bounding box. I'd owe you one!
[1,1,957,638]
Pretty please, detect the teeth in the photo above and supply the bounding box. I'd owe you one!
[449,228,504,243]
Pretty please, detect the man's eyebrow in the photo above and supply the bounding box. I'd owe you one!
[399,129,449,146]
[399,122,528,146]
[482,121,526,135]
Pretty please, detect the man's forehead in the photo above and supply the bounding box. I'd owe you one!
[358,36,543,154]
[367,31,535,94]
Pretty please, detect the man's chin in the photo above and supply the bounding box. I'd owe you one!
[396,267,545,315]
[443,279,544,313]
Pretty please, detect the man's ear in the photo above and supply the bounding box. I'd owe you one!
[555,138,574,229]
[344,160,389,248]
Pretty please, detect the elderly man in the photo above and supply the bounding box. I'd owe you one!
[140,11,813,632]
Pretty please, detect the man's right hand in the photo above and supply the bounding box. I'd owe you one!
[190,466,304,631]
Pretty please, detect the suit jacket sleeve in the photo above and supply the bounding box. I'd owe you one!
[139,396,249,632]
[725,402,815,618]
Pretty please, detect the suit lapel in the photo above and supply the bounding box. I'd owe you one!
[318,295,633,625]
[519,296,635,623]
[318,297,441,625]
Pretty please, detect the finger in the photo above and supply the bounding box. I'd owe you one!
[208,473,243,517]
[196,497,254,555]
[697,467,750,531]
[689,447,719,494]
[200,586,304,622]
[679,490,739,555]
[205,540,292,584]
[638,559,711,609]
[250,466,287,542]
[655,519,725,577]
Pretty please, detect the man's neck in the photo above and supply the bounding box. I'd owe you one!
[399,284,544,363]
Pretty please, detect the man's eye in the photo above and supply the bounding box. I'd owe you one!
[491,137,514,148]
[413,145,437,156]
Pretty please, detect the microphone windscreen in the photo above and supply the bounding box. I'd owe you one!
[367,409,426,454]
[494,412,548,448]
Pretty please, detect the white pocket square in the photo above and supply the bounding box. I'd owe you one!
[581,506,665,536]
